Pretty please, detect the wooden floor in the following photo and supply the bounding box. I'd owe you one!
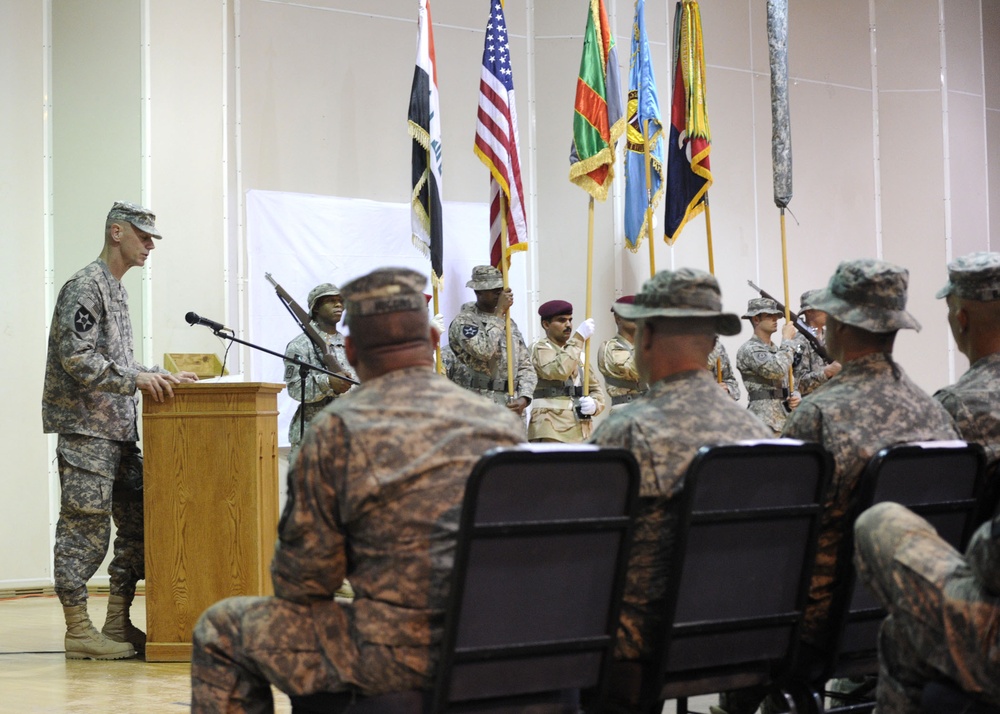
[0,593,292,714]
[0,593,714,713]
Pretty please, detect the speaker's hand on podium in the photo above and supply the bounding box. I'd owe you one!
[174,371,199,383]
[136,371,190,402]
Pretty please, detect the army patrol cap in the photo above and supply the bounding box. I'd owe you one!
[341,267,428,317]
[809,258,921,333]
[466,265,504,291]
[307,283,342,313]
[742,297,783,320]
[800,289,821,311]
[936,252,1000,302]
[614,268,742,336]
[107,200,161,239]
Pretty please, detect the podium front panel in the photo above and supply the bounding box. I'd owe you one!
[142,382,283,662]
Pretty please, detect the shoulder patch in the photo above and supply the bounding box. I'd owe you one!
[462,324,479,339]
[284,364,296,380]
[74,305,96,333]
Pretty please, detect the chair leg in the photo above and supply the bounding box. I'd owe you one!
[676,695,688,714]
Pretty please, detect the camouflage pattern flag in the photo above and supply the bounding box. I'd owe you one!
[663,0,712,245]
[569,0,625,201]
[767,0,792,208]
[623,0,664,251]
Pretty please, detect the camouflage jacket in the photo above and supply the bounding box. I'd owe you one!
[737,334,796,433]
[707,338,740,401]
[42,259,164,440]
[272,366,525,691]
[447,302,536,406]
[528,335,606,441]
[590,369,771,659]
[782,352,959,648]
[934,352,1000,467]
[598,335,644,407]
[790,327,830,396]
[283,325,356,447]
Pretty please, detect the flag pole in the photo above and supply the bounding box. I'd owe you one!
[583,196,595,396]
[643,119,656,277]
[780,208,794,392]
[432,281,443,374]
[500,196,515,396]
[705,199,723,383]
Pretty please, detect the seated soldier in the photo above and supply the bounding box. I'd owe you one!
[591,268,771,661]
[934,251,1000,468]
[854,502,1000,713]
[190,267,526,712]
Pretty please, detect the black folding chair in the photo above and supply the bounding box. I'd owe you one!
[817,441,987,714]
[606,440,832,714]
[291,444,640,714]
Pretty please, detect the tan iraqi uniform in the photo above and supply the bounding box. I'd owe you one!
[528,334,606,442]
[598,335,645,411]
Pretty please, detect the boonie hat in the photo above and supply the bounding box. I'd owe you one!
[808,258,920,333]
[341,268,428,317]
[742,297,783,320]
[308,283,342,314]
[614,268,741,337]
[466,265,504,291]
[936,252,1000,302]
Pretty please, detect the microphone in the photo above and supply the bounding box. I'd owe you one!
[185,312,228,333]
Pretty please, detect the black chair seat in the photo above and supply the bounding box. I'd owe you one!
[921,680,1000,714]
[290,690,426,713]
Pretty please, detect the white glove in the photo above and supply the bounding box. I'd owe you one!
[430,313,445,333]
[574,318,596,342]
[578,395,597,416]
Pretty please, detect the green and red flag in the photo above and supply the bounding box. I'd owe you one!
[569,0,625,201]
[664,0,712,245]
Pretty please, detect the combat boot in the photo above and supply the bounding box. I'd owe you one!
[102,594,146,654]
[63,604,135,660]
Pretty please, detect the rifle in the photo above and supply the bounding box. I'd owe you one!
[265,273,357,388]
[747,280,833,364]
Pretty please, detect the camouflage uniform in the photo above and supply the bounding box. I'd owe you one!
[43,256,166,607]
[283,325,356,448]
[598,335,645,410]
[933,252,1000,467]
[447,301,535,408]
[528,334,606,442]
[593,370,770,659]
[190,269,526,712]
[591,268,761,660]
[854,503,1000,713]
[736,333,795,434]
[707,337,740,401]
[790,327,830,396]
[722,260,959,714]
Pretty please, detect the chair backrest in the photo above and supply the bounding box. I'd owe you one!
[431,444,640,713]
[829,441,987,679]
[634,441,831,711]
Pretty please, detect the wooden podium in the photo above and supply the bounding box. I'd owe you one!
[141,381,284,662]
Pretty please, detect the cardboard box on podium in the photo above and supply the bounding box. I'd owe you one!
[141,381,284,662]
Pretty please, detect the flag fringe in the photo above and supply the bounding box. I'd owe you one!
[568,112,626,202]
[625,177,665,253]
[473,145,512,196]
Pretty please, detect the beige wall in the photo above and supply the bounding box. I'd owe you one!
[1,0,998,589]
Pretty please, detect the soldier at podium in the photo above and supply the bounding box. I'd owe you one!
[191,267,526,711]
[42,201,197,660]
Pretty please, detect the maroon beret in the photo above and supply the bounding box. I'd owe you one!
[538,299,573,319]
[612,295,635,312]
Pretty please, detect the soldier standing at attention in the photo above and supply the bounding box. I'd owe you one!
[933,252,1000,468]
[707,337,740,401]
[598,295,647,411]
[791,289,841,396]
[528,300,606,442]
[282,283,356,450]
[43,201,198,660]
[190,267,526,711]
[736,297,800,434]
[447,265,535,416]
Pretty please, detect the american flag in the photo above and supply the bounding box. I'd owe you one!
[473,0,528,269]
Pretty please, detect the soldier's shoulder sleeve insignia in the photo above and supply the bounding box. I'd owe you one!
[73,305,96,333]
[284,364,296,380]
[462,324,479,339]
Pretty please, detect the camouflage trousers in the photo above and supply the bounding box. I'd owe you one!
[54,434,144,607]
[854,503,1000,714]
[191,596,425,713]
